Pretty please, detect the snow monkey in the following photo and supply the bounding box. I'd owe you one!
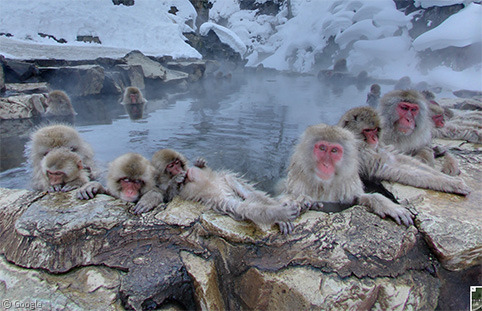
[366,83,381,108]
[338,107,470,196]
[278,123,413,227]
[174,154,299,234]
[45,90,76,117]
[424,91,482,144]
[133,148,199,214]
[378,89,461,175]
[29,124,97,191]
[121,86,147,120]
[77,153,155,204]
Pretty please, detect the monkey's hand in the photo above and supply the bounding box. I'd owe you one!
[48,184,64,193]
[277,221,294,235]
[193,158,207,168]
[441,153,461,176]
[76,181,105,200]
[174,171,187,184]
[359,194,414,227]
[132,190,165,215]
[448,178,471,196]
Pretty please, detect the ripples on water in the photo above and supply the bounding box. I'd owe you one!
[0,72,378,192]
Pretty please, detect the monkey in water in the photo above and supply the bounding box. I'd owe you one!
[378,89,461,176]
[132,148,201,214]
[278,123,413,227]
[366,84,381,108]
[77,153,155,204]
[29,124,97,191]
[338,106,470,196]
[121,86,147,120]
[44,90,76,117]
[39,147,89,192]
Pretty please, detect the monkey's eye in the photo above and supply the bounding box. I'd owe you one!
[401,105,409,111]
[319,145,327,151]
[331,148,338,153]
[70,147,78,152]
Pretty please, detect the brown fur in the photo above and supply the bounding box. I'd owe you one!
[339,107,470,195]
[29,124,97,191]
[45,90,76,116]
[39,147,89,192]
[121,86,146,119]
[279,123,413,226]
[378,89,434,165]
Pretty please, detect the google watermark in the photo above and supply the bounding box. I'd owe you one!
[1,299,43,310]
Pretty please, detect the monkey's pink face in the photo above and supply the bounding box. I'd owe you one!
[119,178,143,202]
[166,159,183,176]
[432,114,445,128]
[362,128,379,148]
[313,140,344,181]
[396,102,419,134]
[130,93,138,104]
[47,170,65,186]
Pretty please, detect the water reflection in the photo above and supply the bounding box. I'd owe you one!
[0,72,376,192]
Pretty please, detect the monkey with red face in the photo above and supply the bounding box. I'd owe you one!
[339,107,470,196]
[121,86,147,120]
[278,123,413,227]
[77,153,155,205]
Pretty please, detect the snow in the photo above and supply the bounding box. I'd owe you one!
[413,2,482,51]
[199,22,247,56]
[0,0,480,91]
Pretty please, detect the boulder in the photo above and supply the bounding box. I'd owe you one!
[0,61,5,92]
[1,58,39,83]
[385,139,482,272]
[38,64,105,97]
[123,50,189,83]
[0,93,47,119]
[4,82,49,95]
[101,64,145,95]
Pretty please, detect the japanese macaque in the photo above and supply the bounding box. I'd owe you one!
[77,153,155,203]
[45,90,76,117]
[338,107,470,196]
[333,58,348,72]
[379,90,461,175]
[394,76,412,90]
[278,123,413,227]
[425,92,482,144]
[179,163,299,234]
[29,124,97,191]
[39,147,89,192]
[132,148,194,214]
[121,86,147,120]
[366,84,381,108]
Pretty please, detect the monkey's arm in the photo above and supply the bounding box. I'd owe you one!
[372,154,470,196]
[358,193,413,227]
[76,181,108,200]
[132,189,165,215]
[55,176,89,193]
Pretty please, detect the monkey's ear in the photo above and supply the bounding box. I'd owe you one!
[77,160,84,170]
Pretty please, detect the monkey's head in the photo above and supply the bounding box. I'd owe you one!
[47,90,71,106]
[379,89,428,136]
[41,147,83,186]
[124,87,145,105]
[428,102,445,128]
[151,149,187,177]
[31,124,84,158]
[294,124,358,183]
[338,106,380,148]
[370,84,381,95]
[107,153,154,202]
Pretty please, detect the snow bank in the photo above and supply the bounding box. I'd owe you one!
[199,22,247,56]
[413,2,482,51]
[0,0,201,59]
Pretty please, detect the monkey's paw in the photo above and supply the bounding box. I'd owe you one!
[48,184,63,193]
[378,205,414,227]
[442,163,460,176]
[132,190,165,215]
[194,158,207,168]
[277,221,294,235]
[174,171,187,183]
[60,184,79,192]
[76,181,103,200]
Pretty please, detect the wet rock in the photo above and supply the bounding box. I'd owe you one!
[101,64,145,94]
[122,50,189,83]
[0,255,123,310]
[0,93,47,119]
[1,58,40,83]
[0,61,5,92]
[165,59,206,82]
[38,64,105,97]
[4,82,49,95]
[453,89,482,99]
[384,140,482,271]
